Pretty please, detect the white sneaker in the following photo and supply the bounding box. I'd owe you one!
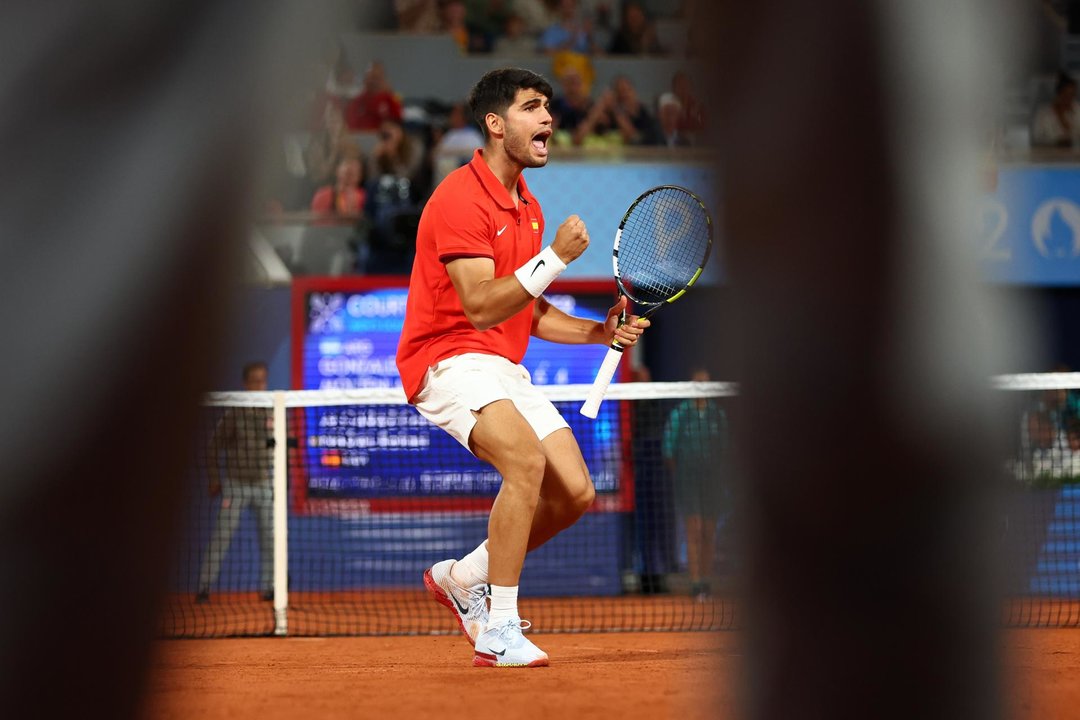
[473,619,549,668]
[423,559,488,644]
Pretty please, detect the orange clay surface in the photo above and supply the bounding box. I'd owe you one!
[144,632,735,720]
[1005,629,1080,720]
[143,629,1079,719]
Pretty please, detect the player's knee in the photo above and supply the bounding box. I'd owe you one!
[517,448,547,484]
[548,474,594,526]
[565,479,595,519]
[575,481,596,514]
[502,445,546,488]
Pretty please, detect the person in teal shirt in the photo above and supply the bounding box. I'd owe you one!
[662,367,729,600]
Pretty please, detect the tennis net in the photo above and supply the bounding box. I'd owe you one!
[163,381,737,637]
[161,374,1080,637]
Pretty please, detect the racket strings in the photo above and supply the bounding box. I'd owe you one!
[618,189,711,305]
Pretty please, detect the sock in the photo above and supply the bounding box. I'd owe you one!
[487,584,519,629]
[449,540,488,588]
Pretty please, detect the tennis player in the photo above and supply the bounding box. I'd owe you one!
[396,67,647,668]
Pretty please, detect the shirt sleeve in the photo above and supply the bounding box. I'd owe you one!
[431,193,494,262]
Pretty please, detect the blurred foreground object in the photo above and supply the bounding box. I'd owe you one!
[710,0,1033,717]
[0,1,332,716]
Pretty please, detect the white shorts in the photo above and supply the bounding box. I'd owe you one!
[414,353,570,452]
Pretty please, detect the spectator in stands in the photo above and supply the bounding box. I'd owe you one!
[538,0,597,54]
[551,45,595,91]
[662,367,729,602]
[395,0,443,32]
[608,1,663,55]
[370,118,425,188]
[589,0,616,51]
[656,92,691,147]
[196,362,275,604]
[492,13,538,55]
[513,0,558,34]
[323,54,363,108]
[1032,72,1080,148]
[671,69,706,137]
[303,103,361,205]
[368,119,426,273]
[574,74,660,146]
[550,66,593,142]
[303,50,360,130]
[464,0,512,53]
[311,156,367,219]
[432,102,484,183]
[441,0,471,52]
[345,61,404,131]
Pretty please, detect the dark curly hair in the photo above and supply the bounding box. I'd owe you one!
[467,67,553,140]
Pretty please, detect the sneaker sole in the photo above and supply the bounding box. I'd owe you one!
[473,651,549,668]
[422,568,474,645]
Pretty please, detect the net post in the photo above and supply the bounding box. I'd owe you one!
[272,390,288,636]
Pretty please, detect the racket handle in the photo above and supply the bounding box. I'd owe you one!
[580,344,624,419]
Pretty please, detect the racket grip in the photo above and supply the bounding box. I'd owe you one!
[580,344,624,419]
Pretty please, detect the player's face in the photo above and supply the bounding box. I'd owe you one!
[502,88,552,168]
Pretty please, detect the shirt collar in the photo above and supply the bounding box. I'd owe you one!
[468,148,535,211]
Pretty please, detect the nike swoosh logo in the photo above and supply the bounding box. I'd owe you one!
[530,259,545,276]
[449,591,469,615]
[493,648,506,656]
[496,225,507,236]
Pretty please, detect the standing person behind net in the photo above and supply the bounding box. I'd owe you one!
[629,364,675,595]
[196,361,274,604]
[396,67,648,668]
[662,367,729,602]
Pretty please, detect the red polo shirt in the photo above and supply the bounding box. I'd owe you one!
[396,149,545,402]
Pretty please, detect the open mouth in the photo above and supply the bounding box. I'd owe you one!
[531,130,552,155]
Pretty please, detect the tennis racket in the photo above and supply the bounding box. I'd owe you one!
[580,185,713,418]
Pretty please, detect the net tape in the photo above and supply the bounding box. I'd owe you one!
[204,381,740,408]
[204,375,1074,409]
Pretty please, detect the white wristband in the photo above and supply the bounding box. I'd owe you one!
[514,246,567,297]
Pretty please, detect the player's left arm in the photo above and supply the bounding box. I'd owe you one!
[531,295,650,346]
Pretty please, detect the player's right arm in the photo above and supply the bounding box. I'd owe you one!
[446,215,590,331]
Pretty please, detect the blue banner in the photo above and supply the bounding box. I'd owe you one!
[522,161,722,282]
[980,165,1080,285]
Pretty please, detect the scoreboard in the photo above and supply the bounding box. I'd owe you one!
[289,277,630,512]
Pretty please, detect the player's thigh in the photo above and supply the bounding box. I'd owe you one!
[469,399,545,475]
[539,428,594,505]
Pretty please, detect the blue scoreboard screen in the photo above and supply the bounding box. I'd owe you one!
[290,278,628,509]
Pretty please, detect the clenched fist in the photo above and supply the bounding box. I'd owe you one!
[552,215,589,264]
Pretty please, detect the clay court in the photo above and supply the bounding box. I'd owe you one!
[144,629,1079,719]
